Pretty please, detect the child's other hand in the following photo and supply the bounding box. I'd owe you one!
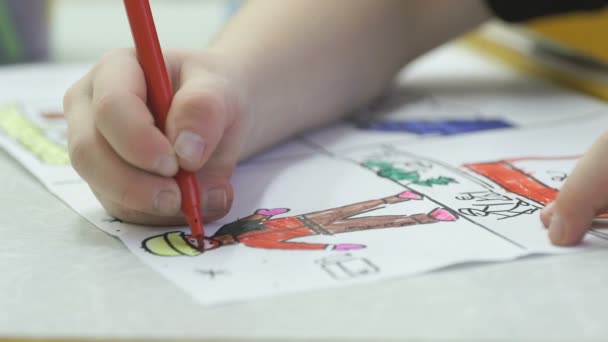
[541,134,608,245]
[64,49,247,225]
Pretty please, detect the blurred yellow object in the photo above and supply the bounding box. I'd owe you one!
[463,11,608,102]
[528,9,608,63]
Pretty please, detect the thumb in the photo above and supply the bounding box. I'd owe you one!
[166,66,245,222]
[165,72,240,172]
[541,134,608,246]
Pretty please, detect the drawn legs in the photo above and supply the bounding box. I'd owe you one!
[304,190,423,227]
[301,190,457,234]
[322,208,457,234]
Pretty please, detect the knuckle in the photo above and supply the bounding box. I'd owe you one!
[67,135,91,175]
[62,83,79,110]
[63,75,92,111]
[117,173,140,209]
[102,201,140,224]
[97,48,134,66]
[598,131,608,146]
[178,89,225,122]
[92,92,120,118]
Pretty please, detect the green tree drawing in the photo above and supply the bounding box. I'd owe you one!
[362,160,457,187]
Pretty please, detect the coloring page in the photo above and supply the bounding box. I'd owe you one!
[2,45,607,305]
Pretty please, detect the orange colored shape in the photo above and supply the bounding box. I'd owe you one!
[465,161,557,206]
[238,217,328,250]
[41,111,65,119]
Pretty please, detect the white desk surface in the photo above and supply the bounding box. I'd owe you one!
[2,46,608,341]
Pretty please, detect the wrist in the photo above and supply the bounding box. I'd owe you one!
[204,44,297,160]
[197,46,261,159]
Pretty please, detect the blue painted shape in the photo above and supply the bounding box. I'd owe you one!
[364,119,513,136]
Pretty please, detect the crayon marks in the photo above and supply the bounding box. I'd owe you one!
[0,104,69,165]
[359,118,513,136]
[142,192,458,255]
[455,190,541,220]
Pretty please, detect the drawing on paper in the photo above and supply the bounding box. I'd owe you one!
[315,253,380,280]
[348,147,550,222]
[463,156,608,236]
[358,118,513,136]
[454,157,584,219]
[455,189,543,220]
[464,156,579,206]
[0,104,69,165]
[350,91,513,136]
[363,160,457,187]
[142,191,459,256]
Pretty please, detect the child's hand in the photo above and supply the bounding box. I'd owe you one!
[62,0,492,226]
[541,135,608,245]
[63,49,248,225]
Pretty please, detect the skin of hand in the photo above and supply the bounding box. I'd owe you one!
[540,135,608,246]
[63,0,491,225]
[64,49,246,225]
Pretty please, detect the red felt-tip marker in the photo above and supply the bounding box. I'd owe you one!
[124,0,206,250]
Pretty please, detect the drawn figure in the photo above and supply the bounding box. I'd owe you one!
[316,253,380,280]
[457,196,541,220]
[142,191,458,256]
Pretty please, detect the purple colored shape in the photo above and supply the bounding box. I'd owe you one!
[364,119,513,136]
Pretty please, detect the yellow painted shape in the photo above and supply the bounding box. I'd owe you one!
[166,231,200,256]
[528,9,608,63]
[143,233,181,256]
[462,33,608,102]
[142,231,200,257]
[0,104,69,165]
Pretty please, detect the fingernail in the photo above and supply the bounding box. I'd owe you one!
[548,213,565,244]
[155,190,180,215]
[202,187,227,214]
[154,154,178,176]
[175,131,206,164]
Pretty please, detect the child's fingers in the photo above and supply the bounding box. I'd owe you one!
[65,49,244,225]
[66,97,182,217]
[91,50,178,177]
[196,169,235,223]
[93,191,185,226]
[165,70,241,171]
[194,124,242,221]
[542,133,608,245]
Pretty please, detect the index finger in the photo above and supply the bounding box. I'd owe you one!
[92,49,178,176]
[543,132,608,245]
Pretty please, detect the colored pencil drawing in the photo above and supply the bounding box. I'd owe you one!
[0,104,69,165]
[464,156,579,207]
[142,191,458,256]
[350,91,514,136]
[363,160,457,186]
[347,147,555,223]
[464,156,608,224]
[358,118,513,136]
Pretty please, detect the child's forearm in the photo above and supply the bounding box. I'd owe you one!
[209,0,491,158]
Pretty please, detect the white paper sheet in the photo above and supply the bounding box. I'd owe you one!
[2,44,608,306]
